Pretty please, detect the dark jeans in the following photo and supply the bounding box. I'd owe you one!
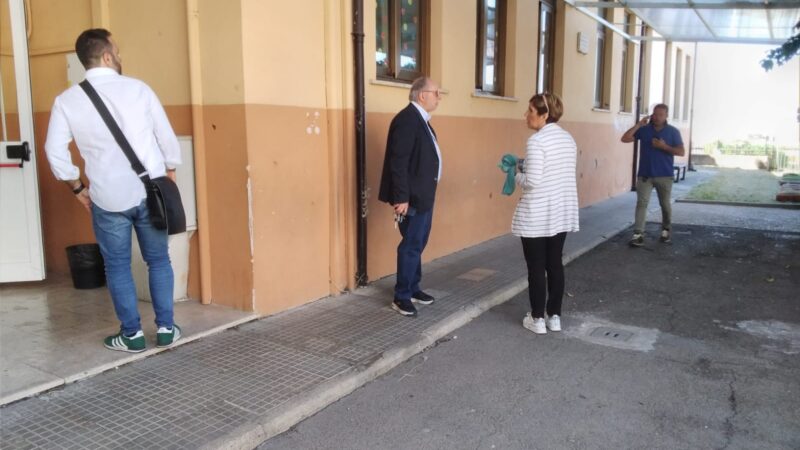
[394,208,433,300]
[520,232,567,319]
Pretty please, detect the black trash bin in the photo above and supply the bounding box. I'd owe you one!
[65,244,106,289]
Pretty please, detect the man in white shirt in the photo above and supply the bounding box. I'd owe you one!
[45,29,182,353]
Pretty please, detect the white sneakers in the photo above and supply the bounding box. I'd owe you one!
[523,313,547,334]
[522,313,561,334]
[546,315,561,332]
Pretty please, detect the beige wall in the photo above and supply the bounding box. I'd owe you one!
[240,0,326,108]
[197,0,244,105]
[365,0,538,119]
[109,0,192,106]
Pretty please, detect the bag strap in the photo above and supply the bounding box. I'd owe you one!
[79,80,151,184]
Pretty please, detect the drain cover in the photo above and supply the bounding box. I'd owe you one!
[590,327,634,341]
[566,317,658,352]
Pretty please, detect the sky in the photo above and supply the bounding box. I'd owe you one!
[691,43,799,148]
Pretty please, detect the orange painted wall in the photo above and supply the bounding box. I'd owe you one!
[234,103,631,311]
[200,105,252,311]
[561,120,636,204]
[33,112,94,275]
[365,112,526,280]
[245,104,334,314]
[364,111,637,281]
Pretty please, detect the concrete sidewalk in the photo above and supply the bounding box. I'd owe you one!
[0,174,709,450]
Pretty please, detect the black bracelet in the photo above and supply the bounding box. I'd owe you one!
[72,183,85,195]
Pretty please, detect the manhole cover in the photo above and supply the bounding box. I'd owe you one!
[590,327,634,341]
[566,317,659,352]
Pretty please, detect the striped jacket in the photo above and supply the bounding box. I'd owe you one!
[511,123,579,238]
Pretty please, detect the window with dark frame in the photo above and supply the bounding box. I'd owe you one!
[476,0,506,95]
[537,0,555,94]
[619,12,634,112]
[641,25,650,111]
[594,2,613,109]
[683,55,691,121]
[376,0,426,83]
[594,20,606,108]
[673,48,683,119]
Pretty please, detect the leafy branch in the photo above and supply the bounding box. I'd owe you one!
[761,20,800,71]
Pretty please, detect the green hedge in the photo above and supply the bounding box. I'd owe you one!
[704,141,798,156]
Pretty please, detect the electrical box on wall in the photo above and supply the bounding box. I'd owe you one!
[577,32,590,55]
[66,52,85,86]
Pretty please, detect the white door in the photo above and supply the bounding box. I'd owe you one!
[0,0,44,282]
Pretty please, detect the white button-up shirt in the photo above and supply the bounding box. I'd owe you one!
[411,101,442,181]
[45,68,181,212]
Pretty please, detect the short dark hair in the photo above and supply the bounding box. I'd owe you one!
[75,28,113,69]
[529,92,564,124]
[653,103,669,114]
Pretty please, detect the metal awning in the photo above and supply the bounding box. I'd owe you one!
[569,0,800,45]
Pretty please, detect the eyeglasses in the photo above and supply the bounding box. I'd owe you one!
[421,89,442,98]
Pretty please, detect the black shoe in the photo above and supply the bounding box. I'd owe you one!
[392,299,418,317]
[411,290,435,305]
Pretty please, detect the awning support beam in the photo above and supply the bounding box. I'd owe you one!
[575,1,798,10]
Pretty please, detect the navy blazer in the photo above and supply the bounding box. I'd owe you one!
[378,104,440,212]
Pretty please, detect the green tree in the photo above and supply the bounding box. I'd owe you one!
[762,20,800,71]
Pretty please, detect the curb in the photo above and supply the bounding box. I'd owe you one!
[201,277,530,450]
[676,198,800,210]
[202,228,626,450]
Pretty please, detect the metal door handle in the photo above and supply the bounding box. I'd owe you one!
[1,141,30,168]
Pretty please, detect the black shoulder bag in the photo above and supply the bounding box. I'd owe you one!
[80,80,186,235]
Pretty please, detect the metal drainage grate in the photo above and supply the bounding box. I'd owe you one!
[590,327,634,342]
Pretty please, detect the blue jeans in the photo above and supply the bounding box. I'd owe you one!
[92,200,174,335]
[394,208,433,300]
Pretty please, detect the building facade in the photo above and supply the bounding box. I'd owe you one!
[1,0,693,315]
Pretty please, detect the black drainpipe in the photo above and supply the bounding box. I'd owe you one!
[632,22,647,191]
[353,0,368,286]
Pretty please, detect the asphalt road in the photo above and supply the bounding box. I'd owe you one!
[260,221,800,450]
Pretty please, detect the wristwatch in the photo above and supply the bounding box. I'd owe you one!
[72,182,86,195]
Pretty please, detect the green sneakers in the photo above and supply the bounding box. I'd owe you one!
[156,324,182,348]
[104,330,146,353]
[103,325,182,352]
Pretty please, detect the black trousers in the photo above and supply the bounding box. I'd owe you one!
[520,232,567,318]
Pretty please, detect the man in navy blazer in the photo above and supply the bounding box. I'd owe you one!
[379,77,443,317]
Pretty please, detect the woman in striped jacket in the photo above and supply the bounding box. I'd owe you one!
[513,93,579,335]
